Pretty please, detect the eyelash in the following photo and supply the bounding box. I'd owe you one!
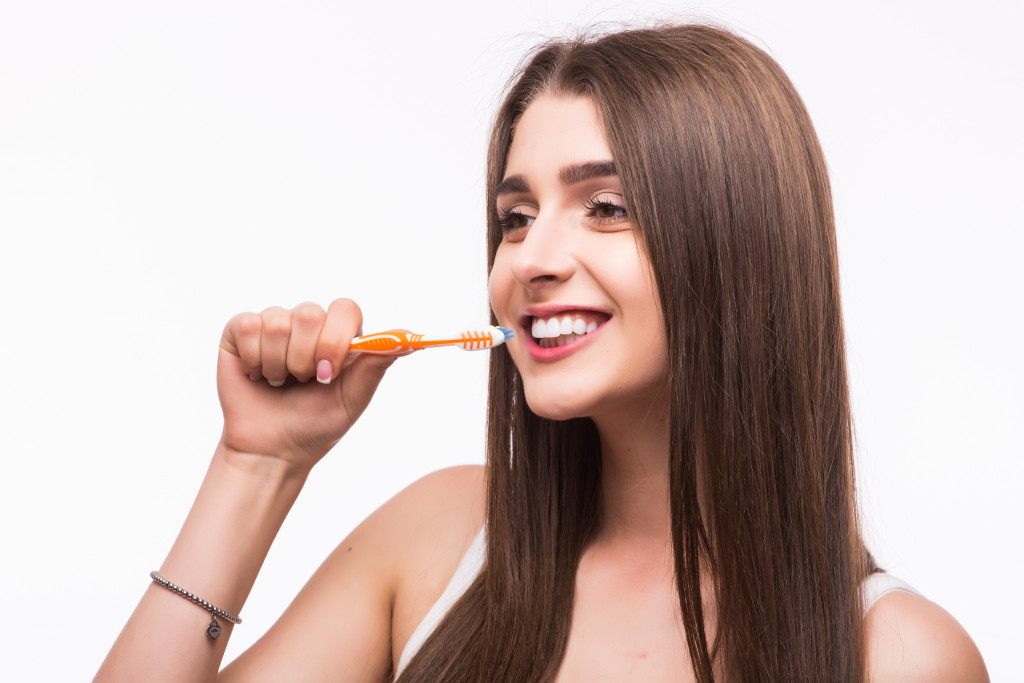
[496,207,533,234]
[583,198,628,224]
[496,197,628,235]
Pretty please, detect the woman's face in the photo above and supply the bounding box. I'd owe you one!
[488,95,669,423]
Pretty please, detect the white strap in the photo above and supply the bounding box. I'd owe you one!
[862,572,922,613]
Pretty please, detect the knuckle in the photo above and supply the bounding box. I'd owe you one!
[328,298,363,333]
[233,312,262,338]
[293,302,325,327]
[330,297,360,317]
[260,305,287,316]
[263,313,292,338]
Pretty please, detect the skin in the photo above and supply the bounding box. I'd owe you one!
[95,95,988,682]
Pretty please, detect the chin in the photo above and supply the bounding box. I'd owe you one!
[521,384,603,422]
[522,390,583,422]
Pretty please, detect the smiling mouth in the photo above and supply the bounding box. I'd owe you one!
[528,311,610,348]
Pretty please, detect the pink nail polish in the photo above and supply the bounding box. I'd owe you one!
[317,359,333,384]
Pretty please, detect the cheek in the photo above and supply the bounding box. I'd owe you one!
[596,245,662,318]
[612,247,668,356]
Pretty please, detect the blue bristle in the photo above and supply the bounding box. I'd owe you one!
[497,325,515,340]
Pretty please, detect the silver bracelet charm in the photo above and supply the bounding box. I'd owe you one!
[150,571,242,640]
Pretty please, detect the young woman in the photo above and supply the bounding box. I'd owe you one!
[97,24,988,682]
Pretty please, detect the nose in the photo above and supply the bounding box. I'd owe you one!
[509,216,576,289]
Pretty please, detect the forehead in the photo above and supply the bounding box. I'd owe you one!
[505,95,612,176]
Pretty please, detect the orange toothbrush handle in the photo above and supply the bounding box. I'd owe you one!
[349,330,425,355]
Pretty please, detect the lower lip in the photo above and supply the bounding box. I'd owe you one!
[523,323,607,361]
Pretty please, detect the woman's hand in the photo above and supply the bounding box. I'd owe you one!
[217,298,398,476]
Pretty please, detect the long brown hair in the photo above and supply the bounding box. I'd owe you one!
[398,24,875,682]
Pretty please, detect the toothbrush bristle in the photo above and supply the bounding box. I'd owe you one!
[496,325,515,341]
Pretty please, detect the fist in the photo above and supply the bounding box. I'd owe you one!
[217,298,397,473]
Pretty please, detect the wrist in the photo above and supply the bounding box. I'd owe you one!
[158,447,309,615]
[214,440,313,486]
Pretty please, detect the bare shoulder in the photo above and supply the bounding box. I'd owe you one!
[302,463,486,598]
[325,463,486,605]
[865,590,989,682]
[382,464,487,537]
[319,463,485,571]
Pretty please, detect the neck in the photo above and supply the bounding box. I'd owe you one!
[590,391,672,547]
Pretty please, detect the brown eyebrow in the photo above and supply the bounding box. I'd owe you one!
[559,160,617,186]
[495,160,618,197]
[495,175,530,196]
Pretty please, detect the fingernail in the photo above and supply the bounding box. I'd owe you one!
[249,370,263,381]
[268,379,286,387]
[316,359,333,384]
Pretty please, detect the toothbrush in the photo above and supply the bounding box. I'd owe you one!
[349,326,515,355]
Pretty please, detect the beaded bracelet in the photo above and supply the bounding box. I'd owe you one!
[150,571,242,640]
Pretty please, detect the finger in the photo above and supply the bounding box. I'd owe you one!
[285,302,326,382]
[259,306,292,386]
[314,298,363,384]
[224,312,264,380]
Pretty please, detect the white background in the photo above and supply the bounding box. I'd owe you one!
[1,0,1020,680]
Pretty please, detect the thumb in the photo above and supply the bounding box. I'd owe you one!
[335,352,399,421]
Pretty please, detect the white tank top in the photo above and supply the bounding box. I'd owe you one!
[395,527,920,676]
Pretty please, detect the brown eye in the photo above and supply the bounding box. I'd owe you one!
[584,198,628,223]
[497,207,535,235]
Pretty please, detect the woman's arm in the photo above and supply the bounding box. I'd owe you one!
[219,464,486,682]
[95,299,398,681]
[95,447,307,681]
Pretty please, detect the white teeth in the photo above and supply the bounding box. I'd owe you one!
[529,312,606,347]
[540,333,578,348]
[539,332,588,348]
[529,313,605,343]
